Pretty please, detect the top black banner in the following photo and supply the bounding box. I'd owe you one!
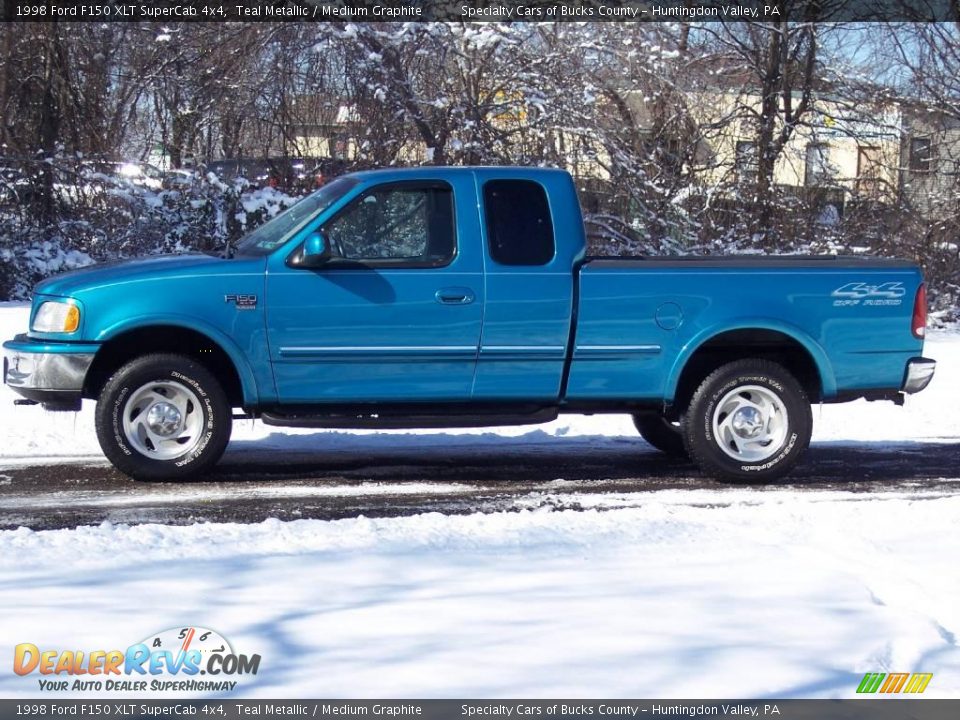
[2,0,958,22]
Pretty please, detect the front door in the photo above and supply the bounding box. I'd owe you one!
[265,178,484,403]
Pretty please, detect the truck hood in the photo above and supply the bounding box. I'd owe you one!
[34,253,262,298]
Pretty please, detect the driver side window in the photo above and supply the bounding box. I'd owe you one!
[324,184,455,266]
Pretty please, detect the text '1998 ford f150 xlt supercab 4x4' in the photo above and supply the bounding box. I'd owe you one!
[3,167,937,481]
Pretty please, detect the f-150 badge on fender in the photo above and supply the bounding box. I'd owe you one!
[832,282,905,306]
[224,294,258,310]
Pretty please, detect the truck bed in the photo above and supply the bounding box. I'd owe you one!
[569,254,924,403]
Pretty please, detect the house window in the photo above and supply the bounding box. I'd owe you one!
[661,138,683,175]
[734,141,758,184]
[856,146,882,197]
[805,143,834,187]
[909,137,932,173]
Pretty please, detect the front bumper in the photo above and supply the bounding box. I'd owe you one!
[902,357,936,394]
[3,334,98,409]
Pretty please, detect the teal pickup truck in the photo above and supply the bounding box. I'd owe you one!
[3,167,936,481]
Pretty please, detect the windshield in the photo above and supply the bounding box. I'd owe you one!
[234,176,359,256]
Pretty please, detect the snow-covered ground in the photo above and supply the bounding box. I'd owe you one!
[1,302,959,699]
[1,492,958,699]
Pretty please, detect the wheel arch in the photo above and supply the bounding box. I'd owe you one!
[84,318,259,407]
[665,321,835,414]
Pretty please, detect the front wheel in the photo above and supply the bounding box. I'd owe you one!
[684,359,812,483]
[95,354,232,480]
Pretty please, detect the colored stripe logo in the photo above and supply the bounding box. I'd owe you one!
[857,672,933,694]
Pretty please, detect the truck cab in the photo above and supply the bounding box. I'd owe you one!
[262,168,582,405]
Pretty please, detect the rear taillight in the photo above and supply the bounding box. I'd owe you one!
[912,283,927,339]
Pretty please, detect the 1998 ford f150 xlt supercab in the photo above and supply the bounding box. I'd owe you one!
[3,167,937,481]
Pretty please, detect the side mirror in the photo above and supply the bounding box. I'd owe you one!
[300,231,332,267]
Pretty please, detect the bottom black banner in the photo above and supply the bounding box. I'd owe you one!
[1,700,959,720]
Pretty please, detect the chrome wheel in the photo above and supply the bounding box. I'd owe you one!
[711,384,789,462]
[121,380,204,461]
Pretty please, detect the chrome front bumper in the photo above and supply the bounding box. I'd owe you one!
[902,357,936,394]
[3,343,95,409]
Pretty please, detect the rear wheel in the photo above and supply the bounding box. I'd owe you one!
[633,413,687,457]
[684,359,812,483]
[95,354,232,480]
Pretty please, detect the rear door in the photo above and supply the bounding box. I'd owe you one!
[471,170,582,400]
[265,175,485,402]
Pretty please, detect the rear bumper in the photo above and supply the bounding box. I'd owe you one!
[3,334,98,409]
[901,357,936,394]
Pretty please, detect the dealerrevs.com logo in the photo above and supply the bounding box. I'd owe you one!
[14,627,260,693]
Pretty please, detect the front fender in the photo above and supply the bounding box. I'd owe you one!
[665,318,837,402]
[96,314,263,406]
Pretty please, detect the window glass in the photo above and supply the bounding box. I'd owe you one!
[805,143,835,186]
[856,146,883,197]
[236,176,358,256]
[909,138,932,172]
[483,180,555,266]
[325,185,455,265]
[735,140,758,184]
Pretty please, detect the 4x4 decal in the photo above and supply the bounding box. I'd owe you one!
[832,282,905,306]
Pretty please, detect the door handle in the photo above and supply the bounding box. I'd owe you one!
[435,287,475,305]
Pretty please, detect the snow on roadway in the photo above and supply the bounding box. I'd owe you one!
[1,302,959,698]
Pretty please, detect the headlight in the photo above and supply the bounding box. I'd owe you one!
[32,301,80,333]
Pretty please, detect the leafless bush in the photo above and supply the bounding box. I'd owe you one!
[0,20,957,314]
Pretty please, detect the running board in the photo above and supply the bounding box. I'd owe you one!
[260,407,559,430]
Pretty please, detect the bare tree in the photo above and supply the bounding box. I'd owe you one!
[692,18,825,239]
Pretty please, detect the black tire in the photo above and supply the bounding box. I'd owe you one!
[683,359,812,483]
[633,413,687,457]
[95,354,232,480]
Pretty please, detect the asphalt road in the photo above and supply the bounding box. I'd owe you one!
[2,439,959,530]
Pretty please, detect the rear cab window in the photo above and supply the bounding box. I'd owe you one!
[483,180,556,266]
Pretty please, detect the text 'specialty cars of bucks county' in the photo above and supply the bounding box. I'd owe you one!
[3,167,937,482]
